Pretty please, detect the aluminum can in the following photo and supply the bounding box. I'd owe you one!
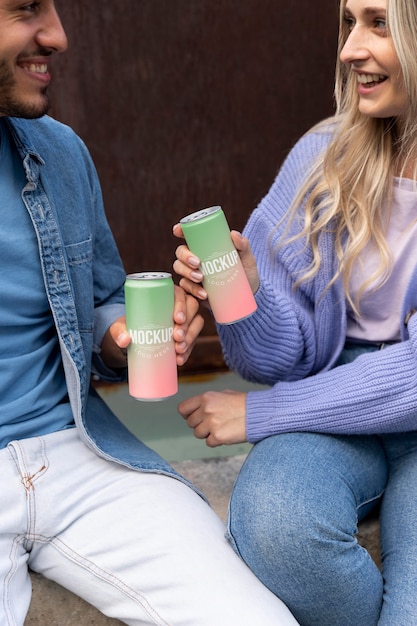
[180,206,257,324]
[124,272,178,401]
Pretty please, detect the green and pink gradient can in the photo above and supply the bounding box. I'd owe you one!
[180,206,257,324]
[124,272,178,401]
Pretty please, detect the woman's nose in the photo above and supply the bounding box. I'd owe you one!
[340,25,370,65]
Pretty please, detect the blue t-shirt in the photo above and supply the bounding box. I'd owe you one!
[0,121,74,448]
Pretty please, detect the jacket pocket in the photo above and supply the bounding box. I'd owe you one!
[65,238,94,332]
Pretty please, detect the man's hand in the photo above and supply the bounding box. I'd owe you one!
[100,286,204,370]
[173,285,204,366]
[100,316,130,369]
[178,389,247,447]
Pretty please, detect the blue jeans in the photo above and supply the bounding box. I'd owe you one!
[227,345,417,625]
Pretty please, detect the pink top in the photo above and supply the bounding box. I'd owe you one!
[347,177,417,342]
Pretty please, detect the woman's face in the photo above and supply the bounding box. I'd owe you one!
[340,0,409,121]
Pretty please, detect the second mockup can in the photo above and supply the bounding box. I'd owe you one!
[124,272,178,401]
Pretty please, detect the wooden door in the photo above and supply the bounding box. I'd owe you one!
[49,0,338,373]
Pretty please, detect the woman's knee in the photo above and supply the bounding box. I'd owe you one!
[227,433,386,562]
[228,435,327,563]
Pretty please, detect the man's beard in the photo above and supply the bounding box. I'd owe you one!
[0,58,50,119]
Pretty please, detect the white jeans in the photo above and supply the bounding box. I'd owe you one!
[0,428,298,625]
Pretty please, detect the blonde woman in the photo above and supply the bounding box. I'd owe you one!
[174,0,417,623]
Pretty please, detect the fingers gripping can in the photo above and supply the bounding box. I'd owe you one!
[180,206,257,324]
[124,272,178,401]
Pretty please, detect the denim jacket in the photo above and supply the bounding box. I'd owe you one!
[7,115,194,488]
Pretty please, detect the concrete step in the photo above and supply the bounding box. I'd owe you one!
[25,455,380,625]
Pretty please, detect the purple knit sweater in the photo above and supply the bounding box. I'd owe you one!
[217,125,417,442]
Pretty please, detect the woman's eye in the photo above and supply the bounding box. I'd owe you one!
[343,15,355,31]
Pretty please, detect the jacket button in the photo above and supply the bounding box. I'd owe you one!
[404,309,417,326]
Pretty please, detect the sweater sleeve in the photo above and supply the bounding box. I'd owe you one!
[217,128,337,383]
[246,316,417,441]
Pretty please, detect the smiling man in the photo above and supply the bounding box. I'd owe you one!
[0,1,66,117]
[0,1,300,625]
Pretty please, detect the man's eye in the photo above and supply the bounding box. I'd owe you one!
[20,2,41,13]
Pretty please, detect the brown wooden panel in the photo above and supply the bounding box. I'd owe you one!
[49,0,339,372]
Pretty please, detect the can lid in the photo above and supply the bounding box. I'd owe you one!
[126,272,172,281]
[180,205,222,224]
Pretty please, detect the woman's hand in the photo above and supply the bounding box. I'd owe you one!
[173,223,260,299]
[172,223,208,302]
[229,229,260,294]
[178,389,248,447]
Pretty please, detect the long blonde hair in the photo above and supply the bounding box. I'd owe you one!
[281,0,417,313]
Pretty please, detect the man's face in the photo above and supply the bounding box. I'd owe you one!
[0,0,67,119]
